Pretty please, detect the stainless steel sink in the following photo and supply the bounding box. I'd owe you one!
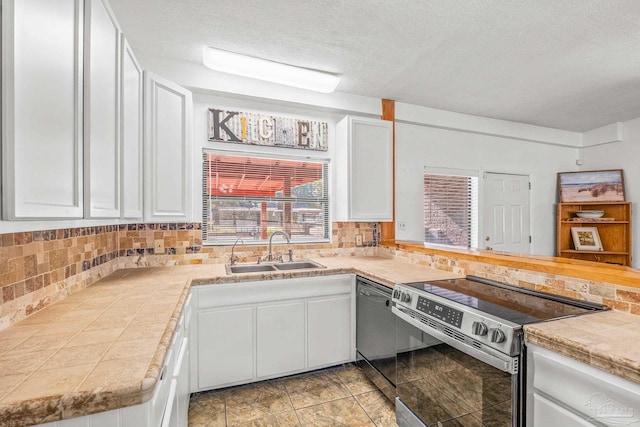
[226,264,277,274]
[273,261,326,271]
[226,260,325,274]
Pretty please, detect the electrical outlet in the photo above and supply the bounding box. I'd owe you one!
[398,222,407,232]
[154,239,165,254]
[355,234,363,246]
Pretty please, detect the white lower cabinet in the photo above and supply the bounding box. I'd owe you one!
[527,343,640,427]
[307,295,352,368]
[197,307,254,387]
[172,337,190,427]
[191,274,356,391]
[256,301,306,377]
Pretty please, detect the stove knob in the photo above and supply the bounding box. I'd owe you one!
[401,292,412,303]
[490,328,506,343]
[471,321,488,336]
[393,289,401,299]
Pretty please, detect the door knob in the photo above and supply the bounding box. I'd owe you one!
[485,236,490,241]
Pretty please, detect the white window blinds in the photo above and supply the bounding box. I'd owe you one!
[424,172,478,248]
[202,152,330,245]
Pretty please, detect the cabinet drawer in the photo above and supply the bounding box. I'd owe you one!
[529,344,640,422]
[531,393,597,427]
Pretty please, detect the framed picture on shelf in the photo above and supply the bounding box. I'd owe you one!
[571,227,603,251]
[558,169,625,202]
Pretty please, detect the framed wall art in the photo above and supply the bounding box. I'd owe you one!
[558,169,625,202]
[571,227,603,251]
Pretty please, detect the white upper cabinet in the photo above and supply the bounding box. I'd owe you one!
[334,116,393,222]
[120,37,143,219]
[2,0,84,219]
[144,72,193,222]
[84,0,121,218]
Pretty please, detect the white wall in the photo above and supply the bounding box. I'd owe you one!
[395,122,580,255]
[581,116,640,268]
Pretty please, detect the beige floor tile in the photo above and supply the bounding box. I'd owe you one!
[232,411,300,427]
[225,381,293,426]
[354,390,397,427]
[295,397,375,426]
[333,365,377,395]
[188,365,395,427]
[281,371,351,409]
[189,391,226,427]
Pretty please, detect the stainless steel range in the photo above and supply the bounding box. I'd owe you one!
[391,275,607,427]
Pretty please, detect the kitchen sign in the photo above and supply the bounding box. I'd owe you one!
[208,108,328,151]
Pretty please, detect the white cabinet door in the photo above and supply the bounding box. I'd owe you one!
[256,301,306,378]
[144,72,193,222]
[308,295,352,368]
[2,0,84,219]
[84,0,121,218]
[173,337,190,427]
[120,37,143,219]
[197,307,254,389]
[334,116,393,222]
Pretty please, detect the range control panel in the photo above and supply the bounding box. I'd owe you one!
[416,296,463,328]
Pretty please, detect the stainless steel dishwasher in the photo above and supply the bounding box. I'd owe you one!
[355,276,396,402]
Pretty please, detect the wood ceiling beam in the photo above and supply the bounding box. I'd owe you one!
[381,99,395,244]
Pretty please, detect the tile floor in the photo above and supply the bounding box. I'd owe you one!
[188,364,398,427]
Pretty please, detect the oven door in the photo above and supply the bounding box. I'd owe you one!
[394,306,520,427]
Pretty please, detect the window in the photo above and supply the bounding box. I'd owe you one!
[202,152,330,245]
[424,169,478,248]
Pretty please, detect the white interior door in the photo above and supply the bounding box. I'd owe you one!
[482,172,530,254]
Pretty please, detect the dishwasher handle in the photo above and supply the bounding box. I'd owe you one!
[357,277,392,298]
[357,279,392,309]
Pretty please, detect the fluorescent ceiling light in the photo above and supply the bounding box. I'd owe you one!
[202,47,340,93]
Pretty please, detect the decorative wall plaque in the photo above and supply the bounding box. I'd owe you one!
[208,108,328,151]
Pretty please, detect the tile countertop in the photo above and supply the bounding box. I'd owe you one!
[524,310,640,385]
[0,256,461,426]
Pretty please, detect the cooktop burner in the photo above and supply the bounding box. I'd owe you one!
[401,275,605,325]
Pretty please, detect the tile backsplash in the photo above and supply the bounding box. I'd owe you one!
[380,246,640,316]
[3,222,640,330]
[0,222,377,329]
[0,226,119,329]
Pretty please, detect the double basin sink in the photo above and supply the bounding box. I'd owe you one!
[226,260,326,274]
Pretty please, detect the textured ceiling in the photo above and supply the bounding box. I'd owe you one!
[109,0,640,132]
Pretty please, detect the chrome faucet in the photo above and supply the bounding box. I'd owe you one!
[230,238,245,265]
[265,231,291,262]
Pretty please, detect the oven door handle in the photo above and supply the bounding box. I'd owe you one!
[392,306,518,375]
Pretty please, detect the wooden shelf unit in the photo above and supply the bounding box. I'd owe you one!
[557,202,632,266]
